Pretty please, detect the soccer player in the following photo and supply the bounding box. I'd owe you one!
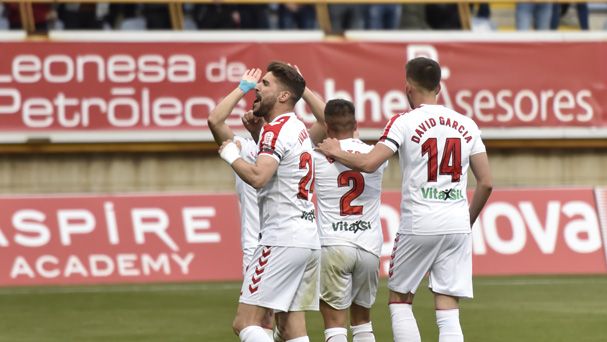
[219,62,321,342]
[208,68,273,338]
[313,99,387,342]
[317,57,493,342]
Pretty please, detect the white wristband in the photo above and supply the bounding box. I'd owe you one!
[220,142,242,165]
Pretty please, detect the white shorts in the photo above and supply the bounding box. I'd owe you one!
[320,245,380,310]
[242,247,257,276]
[387,233,473,299]
[240,245,320,312]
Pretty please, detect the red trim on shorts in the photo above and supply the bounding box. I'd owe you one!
[248,246,271,294]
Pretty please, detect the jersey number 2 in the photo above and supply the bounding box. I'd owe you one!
[297,152,314,199]
[338,171,365,215]
[421,138,462,182]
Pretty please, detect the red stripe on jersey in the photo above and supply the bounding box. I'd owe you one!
[379,112,408,142]
[259,115,291,155]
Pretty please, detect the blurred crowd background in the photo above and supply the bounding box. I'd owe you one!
[1,2,607,33]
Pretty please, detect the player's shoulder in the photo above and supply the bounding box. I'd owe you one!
[439,106,481,130]
[339,138,373,153]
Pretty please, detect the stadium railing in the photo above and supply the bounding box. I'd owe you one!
[14,0,605,35]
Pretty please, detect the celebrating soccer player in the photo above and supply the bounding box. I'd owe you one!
[219,62,320,342]
[317,57,493,342]
[313,99,388,342]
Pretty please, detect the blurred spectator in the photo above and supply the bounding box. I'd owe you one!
[551,3,589,30]
[57,4,103,29]
[425,4,461,29]
[105,4,145,30]
[471,3,496,31]
[238,5,270,29]
[516,3,552,30]
[193,4,238,29]
[365,4,402,29]
[278,4,315,29]
[329,4,364,33]
[399,5,430,29]
[143,4,171,29]
[5,3,54,32]
[0,4,9,30]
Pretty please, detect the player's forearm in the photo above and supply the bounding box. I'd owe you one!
[332,150,378,173]
[303,87,326,124]
[303,87,327,145]
[469,181,493,226]
[231,159,271,189]
[208,88,245,143]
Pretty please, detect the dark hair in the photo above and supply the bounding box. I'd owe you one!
[405,57,441,92]
[267,62,306,105]
[325,99,356,133]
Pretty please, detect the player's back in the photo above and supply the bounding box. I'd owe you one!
[380,104,485,235]
[313,138,386,256]
[257,112,319,249]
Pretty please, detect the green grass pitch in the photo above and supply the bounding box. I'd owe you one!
[0,275,605,341]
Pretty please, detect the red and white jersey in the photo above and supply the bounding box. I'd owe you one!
[233,135,261,253]
[313,138,387,257]
[379,104,486,235]
[256,112,320,249]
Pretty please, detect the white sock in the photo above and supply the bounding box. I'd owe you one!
[324,327,348,341]
[351,322,375,342]
[239,325,273,342]
[286,337,310,342]
[436,309,463,342]
[389,303,421,342]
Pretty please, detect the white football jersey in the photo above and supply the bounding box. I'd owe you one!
[379,104,486,235]
[256,113,320,249]
[233,135,261,253]
[313,138,387,257]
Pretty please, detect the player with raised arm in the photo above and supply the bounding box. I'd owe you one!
[208,68,276,339]
[219,62,321,342]
[313,99,387,342]
[317,57,493,342]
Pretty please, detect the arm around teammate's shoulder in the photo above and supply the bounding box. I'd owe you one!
[469,152,493,226]
[317,138,393,173]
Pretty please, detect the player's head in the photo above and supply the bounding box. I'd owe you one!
[252,61,306,117]
[324,99,356,138]
[405,57,441,108]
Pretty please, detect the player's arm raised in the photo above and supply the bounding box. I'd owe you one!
[208,68,262,145]
[290,64,326,145]
[468,152,493,226]
[219,139,278,189]
[303,86,326,145]
[317,138,393,173]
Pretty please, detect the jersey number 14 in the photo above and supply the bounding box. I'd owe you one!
[421,138,462,182]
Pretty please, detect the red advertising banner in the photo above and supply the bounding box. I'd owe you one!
[470,188,606,275]
[0,193,243,286]
[0,188,605,286]
[0,37,606,143]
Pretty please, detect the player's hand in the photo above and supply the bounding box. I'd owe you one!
[242,68,262,83]
[316,137,340,158]
[288,63,303,77]
[219,139,242,165]
[242,110,264,134]
[239,68,262,93]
